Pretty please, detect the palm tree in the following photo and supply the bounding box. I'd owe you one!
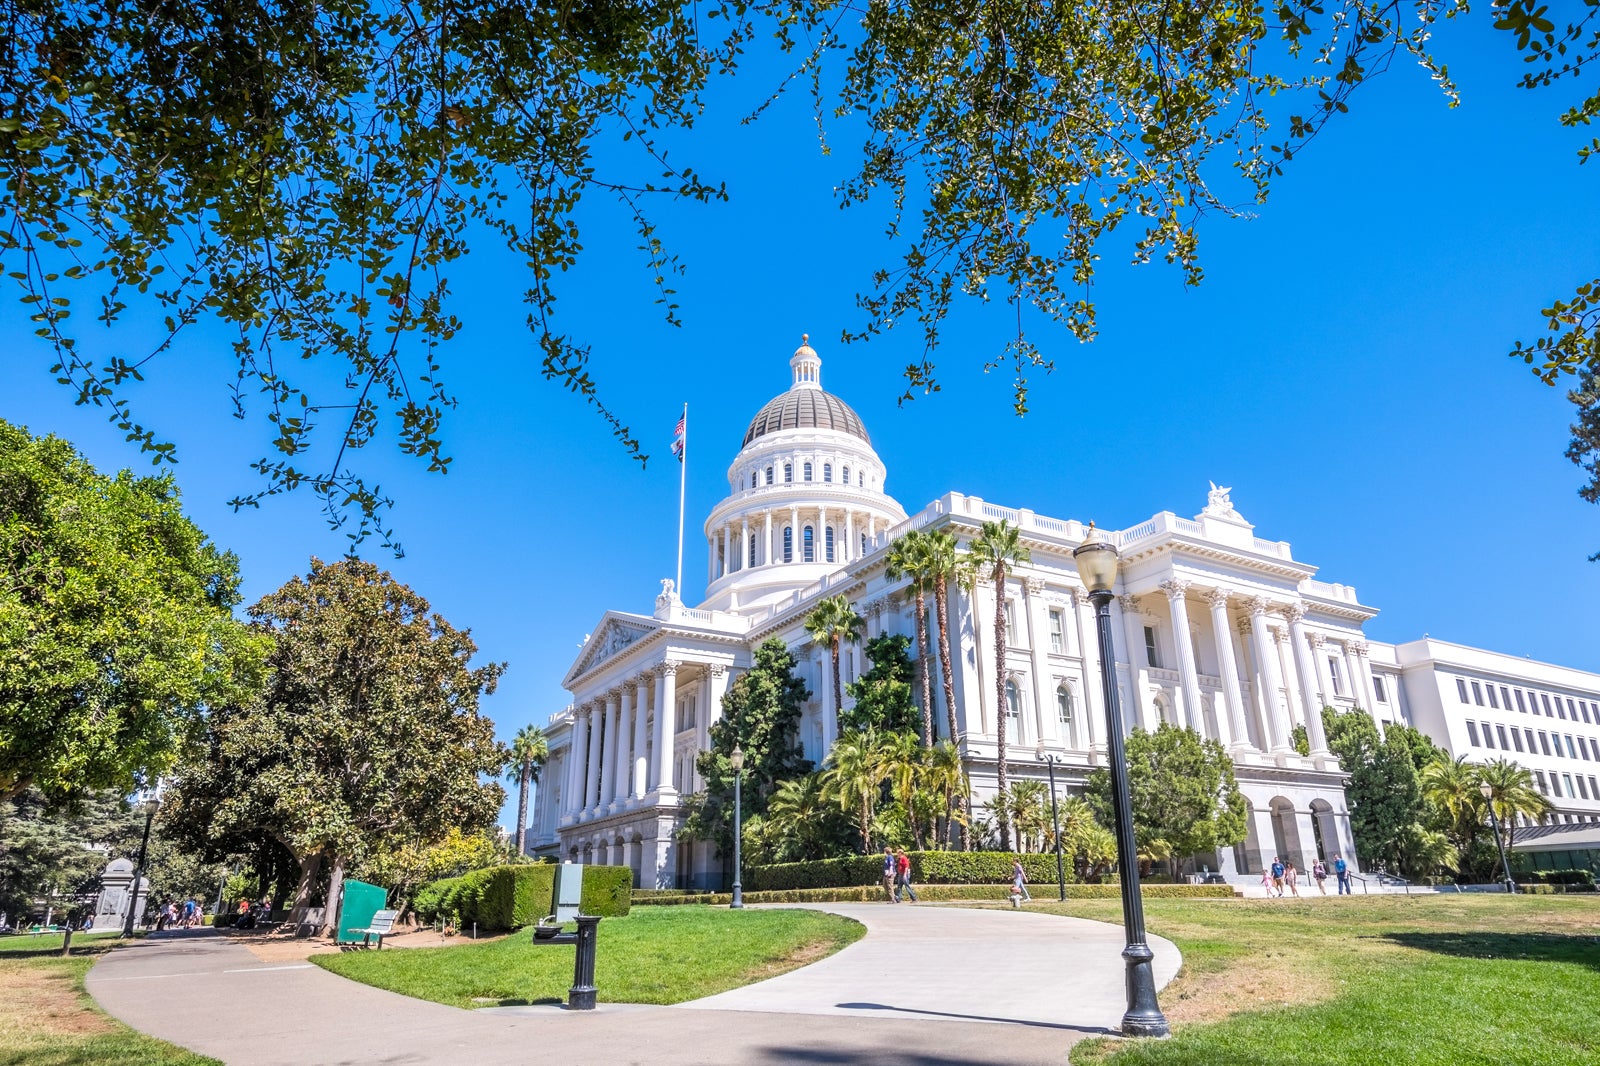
[879,729,926,848]
[505,725,549,857]
[961,519,1031,851]
[923,740,970,848]
[885,530,935,747]
[1420,754,1484,870]
[765,772,832,862]
[1477,756,1550,856]
[804,594,864,729]
[821,731,888,854]
[923,529,963,745]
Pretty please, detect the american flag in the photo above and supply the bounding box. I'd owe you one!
[671,414,686,461]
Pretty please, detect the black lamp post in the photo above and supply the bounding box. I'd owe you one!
[1479,782,1516,893]
[1035,744,1067,901]
[122,784,162,938]
[1073,528,1170,1039]
[730,747,745,909]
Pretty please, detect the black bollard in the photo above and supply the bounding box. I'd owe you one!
[567,915,601,1010]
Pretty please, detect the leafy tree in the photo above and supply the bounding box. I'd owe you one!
[0,0,1465,541]
[821,731,890,855]
[961,520,1030,850]
[1321,707,1426,873]
[922,740,971,850]
[980,780,1051,853]
[804,595,864,728]
[843,633,918,736]
[923,530,963,744]
[1421,754,1487,873]
[165,559,506,934]
[505,725,548,857]
[885,530,935,745]
[760,772,854,863]
[352,825,505,915]
[1477,756,1550,856]
[1563,368,1600,559]
[0,420,266,802]
[685,638,811,859]
[877,731,926,849]
[0,787,133,920]
[1086,723,1248,878]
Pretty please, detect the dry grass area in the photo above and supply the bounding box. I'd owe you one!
[0,957,116,1039]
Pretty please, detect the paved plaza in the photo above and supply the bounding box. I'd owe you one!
[86,903,1181,1065]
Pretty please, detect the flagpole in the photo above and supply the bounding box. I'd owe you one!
[676,402,686,597]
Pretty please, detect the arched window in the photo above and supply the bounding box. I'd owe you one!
[803,462,813,482]
[823,463,833,483]
[842,465,850,485]
[750,472,757,489]
[748,534,757,568]
[765,466,774,485]
[784,463,793,483]
[1057,685,1074,724]
[825,526,835,562]
[803,525,815,562]
[858,471,865,487]
[860,533,868,555]
[783,526,793,563]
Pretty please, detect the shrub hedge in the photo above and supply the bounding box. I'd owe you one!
[744,851,1093,891]
[632,883,1236,906]
[1516,869,1596,887]
[413,864,631,929]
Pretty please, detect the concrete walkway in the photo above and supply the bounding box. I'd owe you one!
[86,903,1181,1065]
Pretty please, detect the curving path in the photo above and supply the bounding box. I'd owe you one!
[86,903,1181,1066]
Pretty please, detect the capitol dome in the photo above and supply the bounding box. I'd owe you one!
[742,389,870,447]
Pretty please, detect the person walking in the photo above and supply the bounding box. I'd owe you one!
[1312,858,1328,894]
[882,846,898,902]
[1334,854,1351,895]
[1259,863,1275,896]
[1269,856,1286,897]
[1011,858,1031,902]
[1283,859,1301,898]
[895,848,919,903]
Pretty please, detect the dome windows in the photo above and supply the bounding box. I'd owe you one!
[765,466,774,485]
[803,525,815,562]
[825,526,835,562]
[783,526,793,563]
[803,462,813,482]
[841,465,850,485]
[784,463,793,483]
[823,463,833,483]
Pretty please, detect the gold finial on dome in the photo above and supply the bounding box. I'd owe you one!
[802,333,809,344]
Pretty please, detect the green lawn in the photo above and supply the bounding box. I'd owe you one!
[0,939,218,1066]
[315,906,864,1008]
[1043,894,1600,1066]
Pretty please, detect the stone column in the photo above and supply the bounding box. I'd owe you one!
[1247,599,1292,753]
[708,665,729,727]
[1274,628,1303,729]
[653,661,680,797]
[763,510,773,566]
[615,685,634,806]
[740,518,750,571]
[601,689,622,809]
[1340,642,1361,707]
[1160,579,1203,734]
[1207,589,1252,753]
[566,707,589,820]
[1352,641,1378,713]
[631,675,650,799]
[1069,588,1103,754]
[1024,577,1053,742]
[1115,594,1154,733]
[1288,607,1331,756]
[789,505,800,561]
[819,504,829,561]
[583,700,604,814]
[845,510,855,562]
[1310,633,1336,703]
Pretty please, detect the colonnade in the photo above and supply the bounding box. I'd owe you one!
[708,506,888,581]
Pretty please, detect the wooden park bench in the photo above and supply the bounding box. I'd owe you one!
[347,909,398,949]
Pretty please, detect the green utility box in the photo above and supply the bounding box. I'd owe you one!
[335,880,388,944]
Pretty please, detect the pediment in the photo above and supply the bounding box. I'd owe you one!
[564,615,657,685]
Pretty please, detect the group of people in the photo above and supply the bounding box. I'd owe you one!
[1263,854,1352,896]
[154,897,202,929]
[881,846,919,903]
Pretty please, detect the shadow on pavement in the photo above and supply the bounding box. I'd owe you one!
[835,1001,1117,1035]
[1381,931,1600,971]
[752,1049,1078,1066]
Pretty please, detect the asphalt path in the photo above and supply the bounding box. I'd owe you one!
[86,902,1181,1066]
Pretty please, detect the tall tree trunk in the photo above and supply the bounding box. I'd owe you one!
[290,851,323,925]
[515,762,531,856]
[322,853,346,938]
[915,589,932,747]
[860,797,871,854]
[832,639,844,727]
[933,574,964,847]
[993,563,1011,851]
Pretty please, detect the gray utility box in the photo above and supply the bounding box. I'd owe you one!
[553,863,584,924]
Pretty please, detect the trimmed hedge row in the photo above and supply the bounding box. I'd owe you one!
[744,852,1092,891]
[414,864,632,930]
[1516,882,1597,894]
[633,883,1237,906]
[1516,869,1596,887]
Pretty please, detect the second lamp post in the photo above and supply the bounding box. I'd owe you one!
[1035,745,1068,901]
[1073,528,1170,1039]
[730,747,745,909]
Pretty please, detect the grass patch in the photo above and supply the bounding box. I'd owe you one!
[1042,894,1600,1066]
[0,939,217,1066]
[314,905,864,1008]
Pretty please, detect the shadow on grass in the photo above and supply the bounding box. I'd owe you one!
[1382,931,1600,971]
[486,996,563,1007]
[0,943,118,961]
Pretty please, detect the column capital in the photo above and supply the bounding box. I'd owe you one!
[634,671,654,689]
[1272,628,1290,645]
[1246,595,1276,618]
[1308,632,1326,648]
[606,686,623,701]
[1283,602,1307,623]
[1117,593,1140,613]
[1025,576,1046,595]
[1204,587,1230,610]
[709,664,726,678]
[656,659,681,677]
[1158,579,1191,601]
[1347,640,1368,657]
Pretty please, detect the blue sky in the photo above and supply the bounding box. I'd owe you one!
[2,16,1596,826]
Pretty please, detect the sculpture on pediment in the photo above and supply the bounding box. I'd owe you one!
[1204,481,1238,517]
[655,578,681,613]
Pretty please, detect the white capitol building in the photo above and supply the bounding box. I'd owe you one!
[525,340,1600,888]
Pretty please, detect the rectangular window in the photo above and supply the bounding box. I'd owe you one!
[1536,770,1550,795]
[1501,686,1513,710]
[1482,723,1496,749]
[1456,677,1469,702]
[1564,773,1577,797]
[1590,775,1599,797]
[1486,685,1499,709]
[1331,659,1344,695]
[1591,738,1600,760]
[1526,728,1538,752]
[1567,735,1579,759]
[1579,776,1591,800]
[1471,681,1484,706]
[1466,721,1481,746]
[1511,728,1525,752]
[1552,774,1563,798]
[1004,601,1018,641]
[1539,731,1553,756]
[1557,699,1568,720]
[1496,725,1509,749]
[1515,689,1527,713]
[1541,693,1553,715]
[1582,702,1593,724]
[1373,676,1388,704]
[1049,609,1065,655]
[1144,626,1160,669]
